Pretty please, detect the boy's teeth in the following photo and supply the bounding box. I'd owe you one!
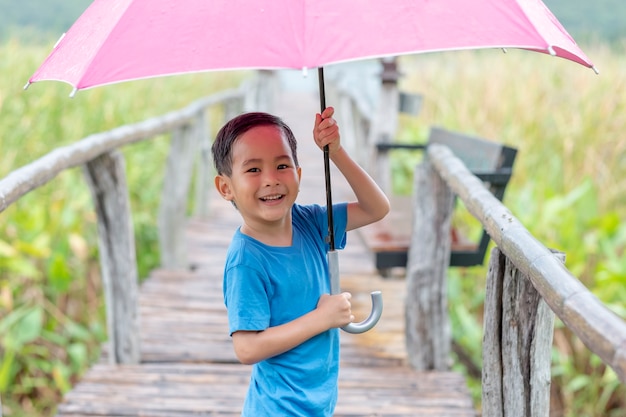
[262,195,281,201]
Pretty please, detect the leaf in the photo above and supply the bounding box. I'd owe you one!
[567,374,591,392]
[52,362,72,394]
[1,305,44,350]
[3,256,41,278]
[15,237,51,258]
[68,343,89,370]
[47,253,72,293]
[0,347,16,391]
[65,321,92,342]
[0,304,31,335]
[10,305,43,347]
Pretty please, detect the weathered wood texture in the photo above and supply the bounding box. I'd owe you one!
[84,152,140,364]
[193,112,212,219]
[427,143,626,382]
[482,247,564,417]
[405,159,454,371]
[55,195,475,417]
[158,122,199,269]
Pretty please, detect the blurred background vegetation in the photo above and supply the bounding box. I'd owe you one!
[0,1,625,416]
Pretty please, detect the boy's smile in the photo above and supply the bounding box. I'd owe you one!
[215,125,301,244]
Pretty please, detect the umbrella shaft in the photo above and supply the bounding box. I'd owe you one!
[318,67,335,251]
[324,146,335,251]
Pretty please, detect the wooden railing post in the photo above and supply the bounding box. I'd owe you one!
[405,159,455,370]
[251,70,277,113]
[84,151,140,364]
[193,111,212,219]
[370,58,400,195]
[224,97,243,122]
[158,121,199,269]
[482,247,565,416]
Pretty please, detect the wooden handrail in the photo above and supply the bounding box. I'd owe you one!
[426,143,626,382]
[0,89,244,214]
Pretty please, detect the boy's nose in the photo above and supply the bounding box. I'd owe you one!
[262,172,280,186]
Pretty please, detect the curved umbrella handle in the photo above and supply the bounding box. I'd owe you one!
[341,291,383,334]
[328,250,383,334]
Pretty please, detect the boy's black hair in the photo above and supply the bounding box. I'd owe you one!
[212,112,299,176]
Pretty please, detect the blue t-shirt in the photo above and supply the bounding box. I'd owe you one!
[223,203,348,416]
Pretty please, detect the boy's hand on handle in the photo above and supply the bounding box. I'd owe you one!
[317,292,354,329]
[313,107,341,155]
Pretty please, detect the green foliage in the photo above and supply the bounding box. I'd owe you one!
[393,42,626,415]
[0,40,245,416]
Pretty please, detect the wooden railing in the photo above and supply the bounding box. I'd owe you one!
[0,87,247,366]
[328,67,626,415]
[406,144,626,413]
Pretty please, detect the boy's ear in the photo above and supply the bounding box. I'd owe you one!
[214,175,233,201]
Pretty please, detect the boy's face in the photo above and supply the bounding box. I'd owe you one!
[215,125,301,230]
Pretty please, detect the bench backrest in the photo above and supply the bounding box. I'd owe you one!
[427,126,518,266]
[428,126,517,174]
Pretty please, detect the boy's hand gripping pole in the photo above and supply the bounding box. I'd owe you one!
[319,67,382,334]
[328,250,383,334]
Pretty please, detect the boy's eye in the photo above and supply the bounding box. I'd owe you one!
[246,167,260,173]
[277,164,289,170]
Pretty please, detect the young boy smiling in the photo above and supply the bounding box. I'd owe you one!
[212,107,389,416]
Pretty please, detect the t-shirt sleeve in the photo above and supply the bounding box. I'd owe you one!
[224,264,271,336]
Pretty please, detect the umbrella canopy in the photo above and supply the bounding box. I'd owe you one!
[28,0,594,94]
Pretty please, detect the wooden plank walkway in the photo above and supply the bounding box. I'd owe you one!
[55,90,476,417]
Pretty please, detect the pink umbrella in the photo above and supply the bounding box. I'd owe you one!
[27,0,594,95]
[26,0,595,334]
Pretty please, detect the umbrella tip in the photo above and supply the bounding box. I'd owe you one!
[302,67,308,78]
[23,81,31,91]
[69,87,78,98]
[592,66,600,75]
[548,46,556,56]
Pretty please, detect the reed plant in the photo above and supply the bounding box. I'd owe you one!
[394,41,626,416]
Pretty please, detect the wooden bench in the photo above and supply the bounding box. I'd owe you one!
[361,126,517,275]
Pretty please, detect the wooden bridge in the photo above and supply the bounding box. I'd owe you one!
[2,70,625,417]
[53,90,476,416]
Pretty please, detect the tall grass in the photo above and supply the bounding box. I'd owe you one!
[394,42,626,416]
[0,39,245,416]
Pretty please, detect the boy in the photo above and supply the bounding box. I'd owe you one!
[212,107,389,416]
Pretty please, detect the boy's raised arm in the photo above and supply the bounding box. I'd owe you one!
[313,107,390,231]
